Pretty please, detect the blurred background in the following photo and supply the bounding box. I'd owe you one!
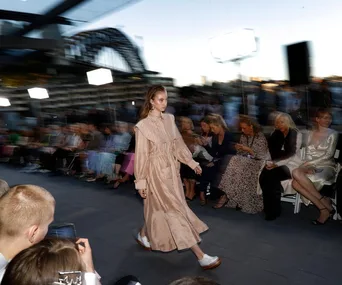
[0,0,341,137]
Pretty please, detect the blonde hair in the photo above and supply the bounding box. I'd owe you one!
[2,238,84,285]
[179,117,194,131]
[209,114,228,131]
[0,185,55,237]
[0,179,9,197]
[274,112,298,130]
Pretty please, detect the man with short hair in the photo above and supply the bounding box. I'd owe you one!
[0,185,55,281]
[0,185,101,284]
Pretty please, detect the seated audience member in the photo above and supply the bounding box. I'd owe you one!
[114,130,136,189]
[86,123,104,176]
[199,116,213,147]
[179,117,213,201]
[290,109,338,224]
[87,125,116,182]
[112,122,132,182]
[259,112,301,220]
[2,238,100,285]
[169,276,219,285]
[74,123,104,177]
[0,179,9,197]
[51,125,84,171]
[214,116,270,213]
[199,115,235,206]
[0,185,55,281]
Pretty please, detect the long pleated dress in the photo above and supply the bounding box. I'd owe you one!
[134,113,208,252]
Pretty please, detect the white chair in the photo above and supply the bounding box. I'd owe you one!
[281,193,302,214]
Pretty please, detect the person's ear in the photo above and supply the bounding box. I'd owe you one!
[27,225,39,244]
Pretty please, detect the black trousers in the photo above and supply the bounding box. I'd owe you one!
[199,161,226,200]
[259,165,291,218]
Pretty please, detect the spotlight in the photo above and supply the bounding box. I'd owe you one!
[27,87,49,99]
[87,68,113,86]
[0,98,10,107]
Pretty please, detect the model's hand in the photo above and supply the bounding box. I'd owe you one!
[194,165,202,175]
[138,189,147,199]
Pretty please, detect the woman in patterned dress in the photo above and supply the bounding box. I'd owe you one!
[214,116,271,213]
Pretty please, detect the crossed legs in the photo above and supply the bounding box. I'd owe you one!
[292,167,333,223]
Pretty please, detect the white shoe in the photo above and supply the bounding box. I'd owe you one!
[136,233,151,250]
[198,254,221,270]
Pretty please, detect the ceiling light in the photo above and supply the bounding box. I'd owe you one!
[0,98,11,107]
[87,68,113,86]
[27,88,49,99]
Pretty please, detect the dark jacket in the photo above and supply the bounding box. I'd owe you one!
[209,131,235,160]
[268,128,298,161]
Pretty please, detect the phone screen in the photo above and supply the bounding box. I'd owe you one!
[46,223,77,240]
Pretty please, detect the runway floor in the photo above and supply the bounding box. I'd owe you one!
[1,164,341,285]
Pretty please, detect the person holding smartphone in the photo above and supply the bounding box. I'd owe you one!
[134,85,221,270]
[2,237,100,285]
[214,115,270,213]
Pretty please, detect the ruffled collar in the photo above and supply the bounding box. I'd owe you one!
[148,112,165,121]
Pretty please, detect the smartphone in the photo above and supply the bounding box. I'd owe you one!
[46,223,77,240]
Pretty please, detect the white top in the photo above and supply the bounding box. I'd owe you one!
[0,252,8,282]
[193,145,213,162]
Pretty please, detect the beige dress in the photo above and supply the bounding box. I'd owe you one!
[134,113,208,252]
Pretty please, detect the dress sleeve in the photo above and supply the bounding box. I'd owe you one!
[134,127,150,190]
[172,117,199,170]
[253,134,271,160]
[305,131,338,167]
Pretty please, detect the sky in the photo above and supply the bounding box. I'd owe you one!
[80,0,342,86]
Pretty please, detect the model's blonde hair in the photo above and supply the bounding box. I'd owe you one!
[0,185,55,237]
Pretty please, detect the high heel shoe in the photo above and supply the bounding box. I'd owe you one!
[186,196,195,202]
[212,196,228,209]
[312,207,336,225]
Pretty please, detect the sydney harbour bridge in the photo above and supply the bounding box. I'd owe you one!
[0,0,176,113]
